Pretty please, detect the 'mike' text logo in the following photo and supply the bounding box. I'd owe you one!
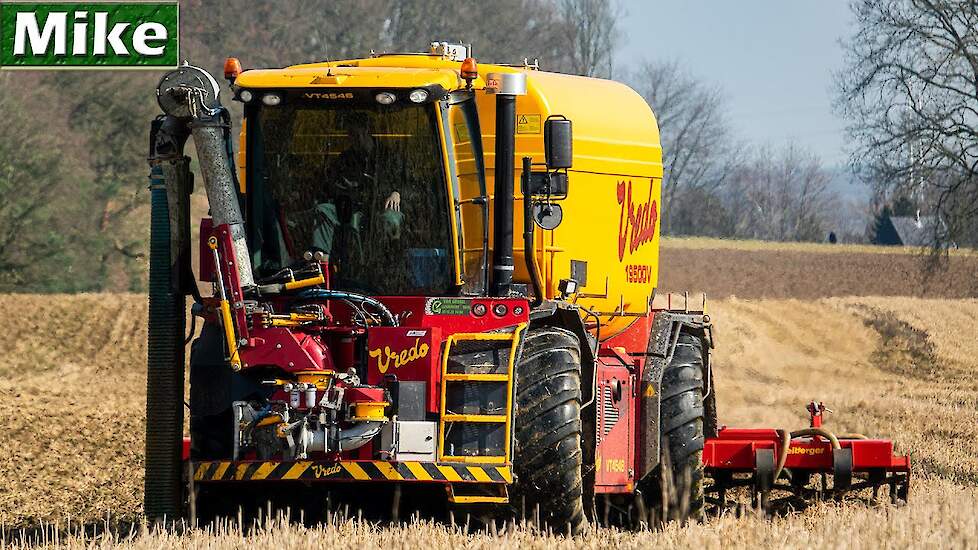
[617,179,659,261]
[0,3,178,69]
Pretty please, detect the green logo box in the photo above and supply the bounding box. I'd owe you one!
[0,2,178,69]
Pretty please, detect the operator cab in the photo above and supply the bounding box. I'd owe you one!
[234,43,488,298]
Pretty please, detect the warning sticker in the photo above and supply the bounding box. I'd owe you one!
[517,114,541,134]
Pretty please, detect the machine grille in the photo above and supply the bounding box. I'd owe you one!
[602,385,619,437]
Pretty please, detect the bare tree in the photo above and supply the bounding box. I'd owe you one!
[727,145,837,242]
[629,60,742,235]
[554,0,621,77]
[838,0,978,248]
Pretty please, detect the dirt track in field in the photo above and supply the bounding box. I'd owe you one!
[2,241,978,546]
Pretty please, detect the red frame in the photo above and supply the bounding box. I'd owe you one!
[703,427,911,473]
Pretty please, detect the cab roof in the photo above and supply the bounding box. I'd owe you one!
[234,54,662,178]
[234,64,463,91]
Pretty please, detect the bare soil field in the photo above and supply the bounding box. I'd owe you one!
[3,242,978,546]
[660,237,978,299]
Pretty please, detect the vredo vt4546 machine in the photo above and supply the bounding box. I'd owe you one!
[144,42,909,532]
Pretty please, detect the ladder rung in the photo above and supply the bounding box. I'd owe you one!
[449,494,509,504]
[443,414,506,423]
[448,483,509,504]
[443,373,510,382]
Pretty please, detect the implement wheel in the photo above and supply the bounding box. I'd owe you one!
[654,332,706,522]
[512,327,587,534]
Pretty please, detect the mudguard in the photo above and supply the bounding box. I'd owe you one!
[636,311,715,482]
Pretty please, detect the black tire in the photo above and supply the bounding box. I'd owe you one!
[657,332,706,521]
[512,327,587,534]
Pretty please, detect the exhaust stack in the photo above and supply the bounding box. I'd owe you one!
[487,72,527,296]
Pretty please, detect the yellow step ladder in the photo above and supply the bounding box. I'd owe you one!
[437,324,526,465]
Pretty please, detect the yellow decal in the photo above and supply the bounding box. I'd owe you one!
[596,453,602,472]
[517,114,541,134]
[369,338,430,374]
[787,446,826,455]
[605,458,627,473]
[644,384,655,397]
[311,464,343,478]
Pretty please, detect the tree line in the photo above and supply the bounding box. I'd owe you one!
[4,0,961,292]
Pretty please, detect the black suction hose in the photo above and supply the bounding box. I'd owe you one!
[144,163,187,522]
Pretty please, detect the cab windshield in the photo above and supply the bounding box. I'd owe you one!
[245,99,454,295]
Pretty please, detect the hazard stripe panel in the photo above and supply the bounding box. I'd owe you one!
[193,460,512,484]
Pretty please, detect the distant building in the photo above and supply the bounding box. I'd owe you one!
[872,213,943,247]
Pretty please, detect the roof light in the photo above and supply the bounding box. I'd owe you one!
[224,57,242,82]
[408,88,429,103]
[262,93,282,106]
[461,57,478,79]
[461,57,478,89]
[239,89,253,102]
[375,92,396,105]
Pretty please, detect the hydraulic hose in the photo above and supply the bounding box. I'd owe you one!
[522,156,544,308]
[772,427,846,484]
[297,289,398,326]
[792,427,842,450]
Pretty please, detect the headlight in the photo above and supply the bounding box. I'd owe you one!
[408,88,429,103]
[375,92,396,105]
[239,89,253,102]
[262,93,282,106]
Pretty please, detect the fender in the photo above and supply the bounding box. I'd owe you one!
[528,300,597,406]
[636,311,716,483]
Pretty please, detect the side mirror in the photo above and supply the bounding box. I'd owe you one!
[544,116,573,169]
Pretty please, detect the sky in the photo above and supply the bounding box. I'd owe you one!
[618,1,854,167]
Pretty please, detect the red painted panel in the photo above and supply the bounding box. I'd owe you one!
[379,297,529,333]
[594,356,635,493]
[240,327,329,372]
[366,326,442,412]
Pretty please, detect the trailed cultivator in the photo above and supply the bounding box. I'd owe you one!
[144,41,911,533]
[703,402,910,510]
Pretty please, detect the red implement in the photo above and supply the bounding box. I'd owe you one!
[702,402,910,509]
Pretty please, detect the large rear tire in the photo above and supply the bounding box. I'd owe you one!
[656,332,706,521]
[512,327,588,534]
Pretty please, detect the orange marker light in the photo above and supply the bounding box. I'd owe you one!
[224,57,243,81]
[460,57,478,80]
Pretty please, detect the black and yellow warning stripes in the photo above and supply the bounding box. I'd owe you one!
[193,460,512,484]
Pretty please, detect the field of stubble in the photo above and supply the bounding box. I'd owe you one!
[2,239,978,548]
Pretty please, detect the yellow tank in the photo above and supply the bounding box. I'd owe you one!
[235,53,662,339]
